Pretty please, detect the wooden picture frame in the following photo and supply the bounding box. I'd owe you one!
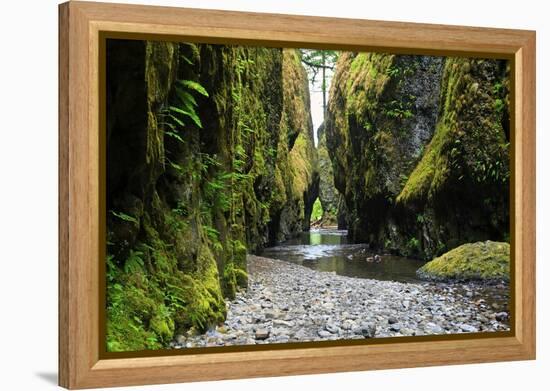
[59,1,536,389]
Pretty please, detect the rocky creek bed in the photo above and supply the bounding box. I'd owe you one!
[171,255,510,348]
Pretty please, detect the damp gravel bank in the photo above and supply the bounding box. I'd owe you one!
[172,255,510,348]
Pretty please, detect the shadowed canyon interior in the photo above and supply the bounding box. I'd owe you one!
[105,39,510,352]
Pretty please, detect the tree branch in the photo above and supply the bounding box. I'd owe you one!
[300,58,335,70]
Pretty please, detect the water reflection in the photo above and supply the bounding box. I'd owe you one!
[261,228,426,283]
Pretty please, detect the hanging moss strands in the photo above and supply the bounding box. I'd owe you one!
[106,41,319,351]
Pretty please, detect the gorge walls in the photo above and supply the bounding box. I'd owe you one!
[325,53,509,259]
[105,41,318,351]
[317,122,344,227]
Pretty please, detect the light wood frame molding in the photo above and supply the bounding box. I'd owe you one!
[59,1,536,388]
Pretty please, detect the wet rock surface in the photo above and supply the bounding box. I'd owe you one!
[172,255,510,348]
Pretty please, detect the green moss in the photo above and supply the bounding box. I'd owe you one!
[106,274,163,352]
[346,53,394,118]
[397,122,451,203]
[395,58,465,204]
[107,43,319,351]
[267,48,319,236]
[290,132,315,197]
[417,241,510,281]
[220,238,248,299]
[317,126,339,223]
[150,304,175,342]
[106,226,227,350]
[398,57,509,205]
[325,52,508,258]
[233,239,247,264]
[271,166,287,209]
[327,52,430,214]
[222,262,249,299]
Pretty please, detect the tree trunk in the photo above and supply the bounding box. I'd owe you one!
[322,51,326,117]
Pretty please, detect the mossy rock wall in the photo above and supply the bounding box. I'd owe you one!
[106,41,317,351]
[269,49,319,241]
[325,52,444,253]
[325,53,509,259]
[396,57,510,257]
[317,122,340,226]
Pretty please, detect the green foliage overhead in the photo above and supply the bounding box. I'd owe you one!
[299,49,340,81]
[299,49,340,115]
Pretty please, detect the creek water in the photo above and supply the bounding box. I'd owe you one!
[261,228,426,283]
[260,228,510,313]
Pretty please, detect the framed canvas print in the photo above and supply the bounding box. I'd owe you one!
[58,1,536,389]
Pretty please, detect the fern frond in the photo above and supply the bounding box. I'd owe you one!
[165,130,184,143]
[169,106,202,128]
[124,250,144,274]
[167,113,185,127]
[178,80,209,97]
[110,210,139,225]
[174,87,198,108]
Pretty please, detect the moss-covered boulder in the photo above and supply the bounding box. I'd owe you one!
[417,241,510,281]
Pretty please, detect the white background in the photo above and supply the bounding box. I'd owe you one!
[0,0,546,389]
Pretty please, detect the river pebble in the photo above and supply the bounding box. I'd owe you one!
[173,255,510,348]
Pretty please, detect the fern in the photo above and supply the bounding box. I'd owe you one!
[124,250,144,274]
[145,336,158,348]
[106,254,117,283]
[174,88,197,110]
[165,157,185,174]
[167,113,185,128]
[179,54,193,65]
[159,69,209,147]
[168,106,203,128]
[165,282,188,308]
[172,201,188,217]
[165,80,208,130]
[110,210,138,225]
[204,226,220,242]
[234,144,247,159]
[199,153,221,170]
[160,121,185,144]
[177,80,209,97]
[165,130,184,143]
[189,312,206,330]
[205,178,226,192]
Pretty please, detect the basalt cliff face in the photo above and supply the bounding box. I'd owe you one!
[325,53,509,259]
[317,122,344,227]
[106,41,318,351]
